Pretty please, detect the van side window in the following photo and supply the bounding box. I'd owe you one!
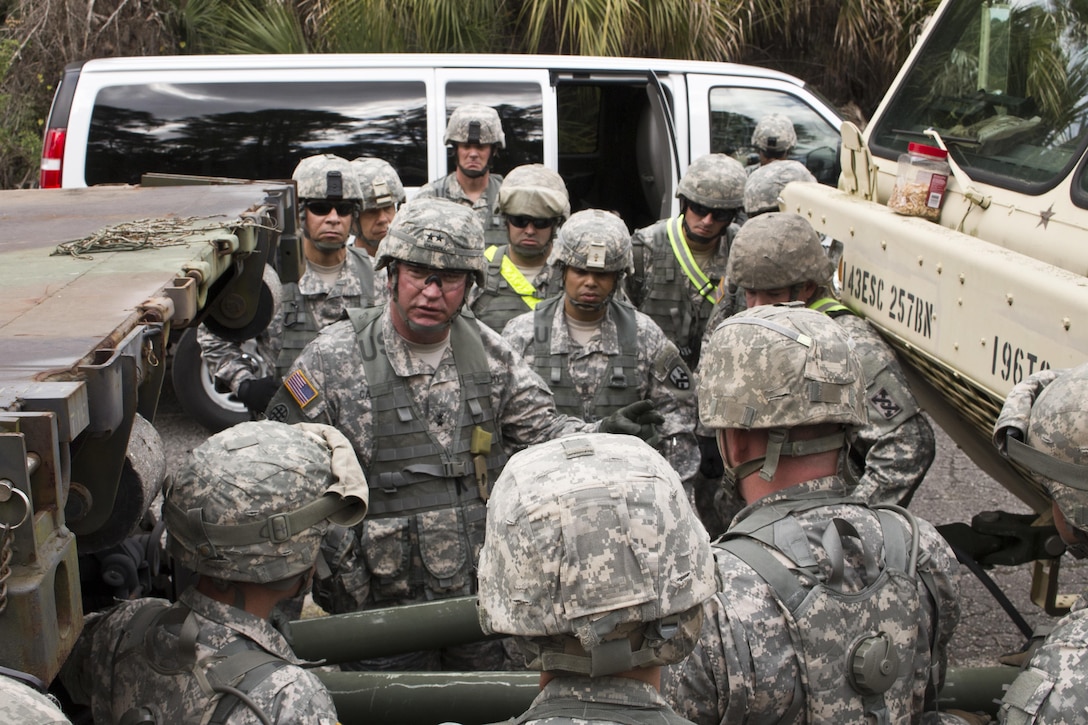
[85,81,428,186]
[444,82,544,175]
[708,87,841,184]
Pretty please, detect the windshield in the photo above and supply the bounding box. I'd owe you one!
[871,0,1088,193]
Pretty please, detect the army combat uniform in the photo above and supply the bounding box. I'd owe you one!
[468,245,560,333]
[503,295,698,481]
[0,676,71,724]
[60,589,338,725]
[415,171,505,233]
[514,676,696,725]
[661,475,961,724]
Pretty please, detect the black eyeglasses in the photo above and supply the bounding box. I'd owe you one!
[305,201,357,217]
[686,201,734,223]
[398,261,469,291]
[507,215,556,229]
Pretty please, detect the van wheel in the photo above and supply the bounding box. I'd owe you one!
[170,327,253,432]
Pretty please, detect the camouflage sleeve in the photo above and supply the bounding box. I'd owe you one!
[998,609,1088,723]
[245,664,339,725]
[197,325,262,393]
[660,597,729,725]
[412,180,439,199]
[993,368,1062,453]
[915,519,962,699]
[638,313,699,481]
[499,310,535,360]
[263,329,341,427]
[625,226,655,307]
[311,524,369,615]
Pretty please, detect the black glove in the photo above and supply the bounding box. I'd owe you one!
[697,434,725,479]
[237,376,279,416]
[599,400,664,446]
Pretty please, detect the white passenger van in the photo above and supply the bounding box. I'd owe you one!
[42,53,842,230]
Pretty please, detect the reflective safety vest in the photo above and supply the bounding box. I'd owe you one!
[275,248,375,379]
[715,497,942,724]
[472,243,548,333]
[809,296,853,318]
[631,216,721,368]
[347,307,508,519]
[530,297,641,423]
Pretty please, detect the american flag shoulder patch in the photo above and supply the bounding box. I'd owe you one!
[284,370,319,408]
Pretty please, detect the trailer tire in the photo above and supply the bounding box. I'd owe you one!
[170,327,252,432]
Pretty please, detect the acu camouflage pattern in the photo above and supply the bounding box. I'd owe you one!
[351,156,405,212]
[376,197,488,285]
[444,102,507,148]
[61,589,338,725]
[514,675,696,725]
[499,164,571,220]
[551,209,633,273]
[994,363,1088,531]
[164,420,368,584]
[477,434,715,648]
[503,299,698,480]
[751,112,797,153]
[675,154,747,209]
[0,677,71,724]
[997,593,1088,723]
[661,475,961,725]
[725,212,836,291]
[743,160,816,215]
[699,305,867,431]
[293,153,363,200]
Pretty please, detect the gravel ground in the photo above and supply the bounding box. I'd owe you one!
[152,381,1087,669]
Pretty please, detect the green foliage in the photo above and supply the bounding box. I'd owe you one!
[176,0,309,54]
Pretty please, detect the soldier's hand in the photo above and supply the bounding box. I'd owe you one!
[237,376,279,416]
[599,400,664,446]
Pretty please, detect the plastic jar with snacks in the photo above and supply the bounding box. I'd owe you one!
[888,142,950,220]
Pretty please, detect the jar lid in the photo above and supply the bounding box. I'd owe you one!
[907,142,948,159]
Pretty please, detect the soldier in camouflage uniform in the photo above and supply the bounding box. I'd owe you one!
[478,433,717,725]
[662,304,960,724]
[743,159,816,217]
[503,209,699,489]
[468,164,570,332]
[350,156,405,305]
[59,420,369,724]
[0,675,71,724]
[991,362,1088,724]
[704,212,935,510]
[626,153,747,370]
[747,112,797,171]
[263,197,663,671]
[199,153,378,416]
[415,103,506,233]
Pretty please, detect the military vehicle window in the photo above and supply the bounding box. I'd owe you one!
[445,81,544,176]
[870,0,1088,194]
[708,87,841,184]
[86,81,428,187]
[558,86,601,154]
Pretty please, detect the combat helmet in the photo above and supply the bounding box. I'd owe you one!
[477,433,716,676]
[994,363,1088,546]
[375,197,487,286]
[443,103,506,149]
[498,164,571,221]
[726,212,835,292]
[163,421,368,584]
[699,305,867,481]
[676,153,746,210]
[292,154,363,202]
[351,157,406,212]
[751,113,797,155]
[551,209,632,274]
[744,160,816,216]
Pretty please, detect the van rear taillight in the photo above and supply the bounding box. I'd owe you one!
[40,128,66,188]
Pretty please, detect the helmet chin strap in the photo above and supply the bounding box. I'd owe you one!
[724,427,849,483]
[312,240,347,253]
[681,218,719,246]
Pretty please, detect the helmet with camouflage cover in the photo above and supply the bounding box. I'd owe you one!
[375,197,487,286]
[477,433,716,676]
[443,103,506,149]
[551,209,632,274]
[676,153,746,210]
[498,164,571,221]
[751,113,797,155]
[744,160,817,216]
[162,421,368,584]
[351,157,406,212]
[726,212,835,291]
[994,363,1088,541]
[699,305,866,480]
[292,153,363,202]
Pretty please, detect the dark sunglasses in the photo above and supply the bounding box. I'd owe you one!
[306,201,357,217]
[687,201,734,223]
[507,215,556,229]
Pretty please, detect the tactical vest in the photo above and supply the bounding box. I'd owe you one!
[347,307,508,518]
[472,244,547,333]
[275,249,375,379]
[427,173,504,231]
[809,296,853,318]
[115,601,287,725]
[632,217,720,368]
[530,297,640,423]
[715,497,941,724]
